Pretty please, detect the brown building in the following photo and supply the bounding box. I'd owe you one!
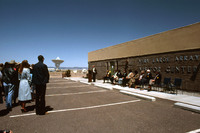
[88,22,200,92]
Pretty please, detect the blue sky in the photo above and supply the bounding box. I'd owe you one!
[0,0,200,67]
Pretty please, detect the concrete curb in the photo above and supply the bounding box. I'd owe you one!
[79,81,92,85]
[94,84,113,90]
[174,102,200,113]
[120,90,156,102]
[63,77,70,80]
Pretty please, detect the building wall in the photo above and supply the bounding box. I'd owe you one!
[88,22,200,62]
[89,49,200,91]
[88,23,200,92]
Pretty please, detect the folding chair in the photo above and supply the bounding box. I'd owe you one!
[169,78,182,94]
[161,78,171,92]
[152,81,161,91]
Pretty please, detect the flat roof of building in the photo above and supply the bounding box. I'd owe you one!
[88,22,200,62]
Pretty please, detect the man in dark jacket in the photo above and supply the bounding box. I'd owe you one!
[32,55,49,115]
[2,61,18,111]
[92,65,97,82]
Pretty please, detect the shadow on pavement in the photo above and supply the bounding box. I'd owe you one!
[46,106,54,112]
[0,109,9,117]
[26,105,36,112]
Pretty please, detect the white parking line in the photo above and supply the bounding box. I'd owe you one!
[46,90,107,97]
[10,99,141,118]
[187,128,200,133]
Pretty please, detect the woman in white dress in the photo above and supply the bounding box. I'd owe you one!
[18,60,32,112]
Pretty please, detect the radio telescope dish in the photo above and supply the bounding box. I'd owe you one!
[52,57,64,70]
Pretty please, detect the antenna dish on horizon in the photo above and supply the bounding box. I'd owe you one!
[52,57,64,70]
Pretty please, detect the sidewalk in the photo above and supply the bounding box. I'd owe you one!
[64,77,200,113]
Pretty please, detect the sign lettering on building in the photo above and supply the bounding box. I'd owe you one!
[138,55,199,73]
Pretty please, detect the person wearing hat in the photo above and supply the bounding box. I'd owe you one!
[2,60,18,111]
[145,69,153,91]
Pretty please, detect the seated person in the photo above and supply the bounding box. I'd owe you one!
[122,70,127,87]
[126,70,134,86]
[110,70,123,84]
[134,70,140,88]
[151,71,162,86]
[103,70,111,83]
[117,70,123,85]
[139,70,146,89]
[128,70,140,88]
[111,70,119,84]
[145,69,153,91]
[117,70,122,78]
[109,70,117,84]
[114,70,118,81]
[145,69,153,83]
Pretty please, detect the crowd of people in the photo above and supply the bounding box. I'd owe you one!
[103,69,162,91]
[0,55,49,115]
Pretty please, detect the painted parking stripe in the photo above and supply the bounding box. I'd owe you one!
[46,90,107,97]
[187,128,200,133]
[10,99,141,118]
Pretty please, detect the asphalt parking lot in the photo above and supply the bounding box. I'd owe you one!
[0,78,200,133]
